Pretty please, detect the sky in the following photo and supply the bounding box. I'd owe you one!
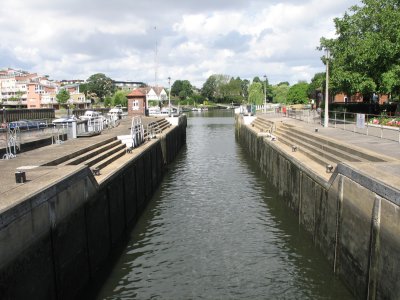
[0,0,361,88]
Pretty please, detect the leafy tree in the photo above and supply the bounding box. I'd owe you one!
[201,75,217,101]
[319,0,400,100]
[56,89,70,106]
[277,81,290,86]
[79,83,88,96]
[248,82,263,105]
[241,79,250,100]
[271,83,290,104]
[286,82,309,104]
[171,80,183,97]
[252,76,261,83]
[86,73,115,102]
[307,73,325,99]
[112,90,128,107]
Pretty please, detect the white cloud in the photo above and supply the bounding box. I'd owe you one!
[0,0,361,87]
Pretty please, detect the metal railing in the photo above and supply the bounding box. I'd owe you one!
[131,116,144,148]
[283,108,400,143]
[326,111,400,143]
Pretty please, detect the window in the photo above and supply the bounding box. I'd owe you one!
[132,100,139,110]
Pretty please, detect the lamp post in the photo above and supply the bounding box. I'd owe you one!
[324,49,330,128]
[168,77,171,116]
[263,75,267,113]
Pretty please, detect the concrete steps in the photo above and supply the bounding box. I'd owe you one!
[273,123,387,169]
[42,137,119,166]
[250,117,274,133]
[63,140,125,166]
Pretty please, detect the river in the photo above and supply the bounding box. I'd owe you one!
[93,110,354,299]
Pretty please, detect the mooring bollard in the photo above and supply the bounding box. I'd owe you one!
[15,171,26,183]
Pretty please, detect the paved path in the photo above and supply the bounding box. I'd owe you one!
[257,112,400,191]
[0,116,164,210]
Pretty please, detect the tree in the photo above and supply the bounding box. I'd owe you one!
[319,0,400,100]
[286,82,309,104]
[248,82,263,105]
[171,80,193,100]
[307,73,325,100]
[201,75,217,101]
[86,73,115,102]
[56,89,70,106]
[241,79,250,100]
[112,90,128,107]
[271,83,290,104]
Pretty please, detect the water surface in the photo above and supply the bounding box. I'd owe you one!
[95,110,354,299]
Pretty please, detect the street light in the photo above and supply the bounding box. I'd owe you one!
[324,49,330,128]
[263,74,267,113]
[167,77,171,116]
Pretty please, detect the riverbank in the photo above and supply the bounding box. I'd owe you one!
[0,115,187,299]
[235,113,400,299]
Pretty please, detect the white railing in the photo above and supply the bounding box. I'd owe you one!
[131,116,144,148]
[325,111,400,143]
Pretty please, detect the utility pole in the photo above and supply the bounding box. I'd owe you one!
[263,74,267,113]
[168,77,171,116]
[324,49,330,128]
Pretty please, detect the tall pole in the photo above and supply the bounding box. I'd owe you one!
[168,77,171,117]
[263,74,267,113]
[324,49,330,127]
[154,26,158,87]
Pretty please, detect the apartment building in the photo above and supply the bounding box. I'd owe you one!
[0,68,89,109]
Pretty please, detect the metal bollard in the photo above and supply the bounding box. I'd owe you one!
[15,171,26,183]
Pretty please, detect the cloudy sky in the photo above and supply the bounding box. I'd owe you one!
[0,0,360,88]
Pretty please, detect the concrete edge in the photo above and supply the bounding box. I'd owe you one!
[0,165,93,230]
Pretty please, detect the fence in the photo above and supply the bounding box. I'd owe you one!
[283,108,400,143]
[327,111,400,143]
[0,108,55,123]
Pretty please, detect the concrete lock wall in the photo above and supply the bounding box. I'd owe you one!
[0,119,186,300]
[235,115,400,299]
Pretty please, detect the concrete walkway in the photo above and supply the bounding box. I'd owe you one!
[0,116,165,211]
[257,112,400,191]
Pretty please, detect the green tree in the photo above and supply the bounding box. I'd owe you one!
[112,90,128,107]
[286,82,309,104]
[56,89,70,106]
[248,82,263,105]
[201,75,217,101]
[86,73,115,102]
[319,0,400,100]
[307,73,325,99]
[241,79,250,100]
[271,83,290,104]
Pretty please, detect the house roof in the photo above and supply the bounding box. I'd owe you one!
[128,89,146,97]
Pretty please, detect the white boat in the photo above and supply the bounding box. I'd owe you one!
[80,110,102,120]
[107,106,123,119]
[52,115,79,125]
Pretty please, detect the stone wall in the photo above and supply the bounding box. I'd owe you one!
[235,115,400,299]
[0,117,187,300]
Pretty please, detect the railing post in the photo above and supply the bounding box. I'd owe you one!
[334,112,337,128]
[344,113,346,130]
